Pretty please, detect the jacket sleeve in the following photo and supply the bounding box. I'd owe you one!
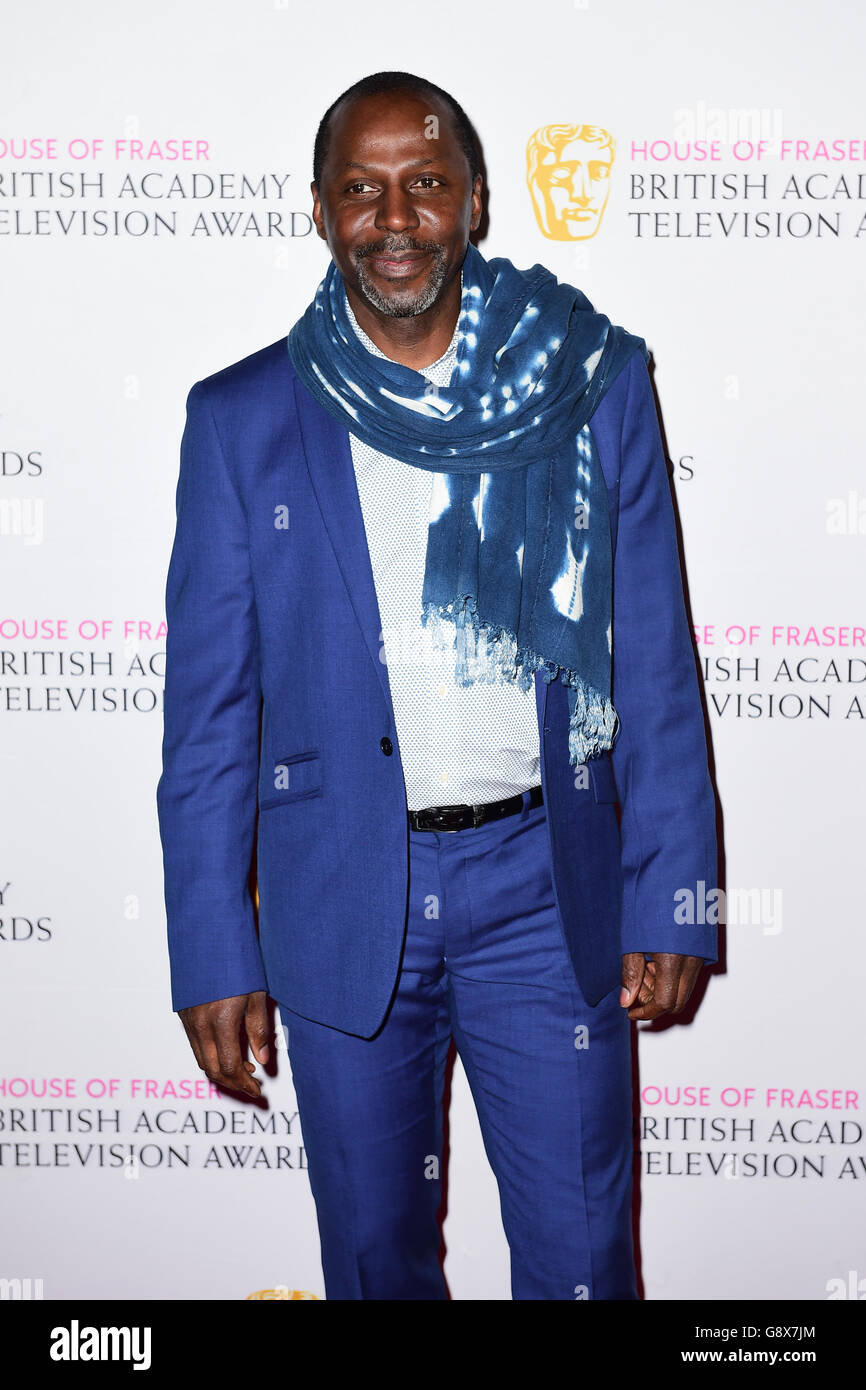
[156,380,268,1010]
[609,353,719,962]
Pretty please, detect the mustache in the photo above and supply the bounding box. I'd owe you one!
[354,238,444,258]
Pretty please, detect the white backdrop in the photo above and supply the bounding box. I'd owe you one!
[3,0,865,1302]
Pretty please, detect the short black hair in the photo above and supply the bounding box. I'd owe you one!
[312,70,482,187]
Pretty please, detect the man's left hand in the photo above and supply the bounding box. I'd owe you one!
[620,952,703,1020]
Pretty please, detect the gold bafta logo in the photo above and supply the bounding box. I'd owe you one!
[526,125,615,240]
[246,1287,320,1300]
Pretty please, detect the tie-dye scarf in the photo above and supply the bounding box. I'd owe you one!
[287,239,648,766]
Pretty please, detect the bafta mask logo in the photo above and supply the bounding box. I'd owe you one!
[246,1287,320,1300]
[526,125,615,240]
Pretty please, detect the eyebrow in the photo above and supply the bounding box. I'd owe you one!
[340,157,439,172]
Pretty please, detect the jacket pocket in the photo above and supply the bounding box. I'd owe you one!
[258,749,323,810]
[587,753,619,804]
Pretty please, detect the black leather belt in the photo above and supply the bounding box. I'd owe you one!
[409,784,543,832]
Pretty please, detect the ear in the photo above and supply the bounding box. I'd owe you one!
[310,183,327,242]
[470,174,483,232]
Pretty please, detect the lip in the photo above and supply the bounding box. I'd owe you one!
[367,251,431,278]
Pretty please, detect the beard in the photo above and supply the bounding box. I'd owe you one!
[352,237,449,317]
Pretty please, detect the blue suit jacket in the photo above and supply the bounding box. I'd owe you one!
[156,340,718,1035]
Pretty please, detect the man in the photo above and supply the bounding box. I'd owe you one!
[157,71,718,1301]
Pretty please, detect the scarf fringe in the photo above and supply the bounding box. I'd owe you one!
[421,597,618,766]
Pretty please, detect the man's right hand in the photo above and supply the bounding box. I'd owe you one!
[178,991,270,1099]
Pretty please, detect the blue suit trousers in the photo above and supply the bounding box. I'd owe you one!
[279,792,637,1301]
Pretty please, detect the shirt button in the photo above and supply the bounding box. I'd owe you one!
[380,736,393,755]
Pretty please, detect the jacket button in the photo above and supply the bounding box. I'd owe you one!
[380,736,393,755]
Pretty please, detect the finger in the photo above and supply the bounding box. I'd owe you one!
[673,956,703,1012]
[245,990,271,1065]
[211,1068,262,1099]
[178,1001,263,1098]
[629,955,700,1020]
[178,1010,207,1073]
[646,954,681,1015]
[627,959,659,1020]
[210,1063,261,1098]
[627,982,662,1020]
[620,952,647,1007]
[187,1015,261,1099]
[214,1029,262,1098]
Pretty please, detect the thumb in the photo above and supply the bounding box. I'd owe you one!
[245,990,271,1065]
[620,952,646,1008]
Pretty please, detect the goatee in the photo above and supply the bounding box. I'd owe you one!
[353,240,449,318]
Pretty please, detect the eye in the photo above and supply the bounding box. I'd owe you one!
[345,181,376,194]
[414,175,443,189]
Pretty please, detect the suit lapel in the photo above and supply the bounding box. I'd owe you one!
[292,374,394,711]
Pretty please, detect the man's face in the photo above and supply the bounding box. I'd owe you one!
[312,90,482,318]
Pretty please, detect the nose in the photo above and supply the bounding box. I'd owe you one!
[374,183,421,234]
[569,166,592,206]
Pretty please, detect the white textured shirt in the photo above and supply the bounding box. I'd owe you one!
[344,292,541,812]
